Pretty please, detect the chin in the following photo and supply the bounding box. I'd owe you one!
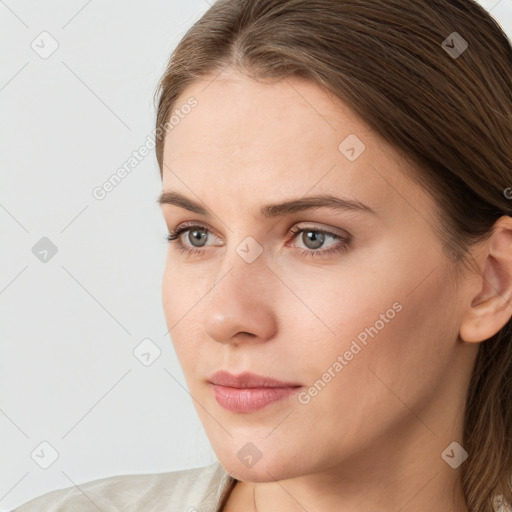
[217,448,308,483]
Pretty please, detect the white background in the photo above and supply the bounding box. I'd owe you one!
[1,0,511,509]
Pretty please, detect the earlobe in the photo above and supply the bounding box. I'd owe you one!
[459,216,512,343]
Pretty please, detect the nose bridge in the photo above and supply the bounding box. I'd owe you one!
[202,242,278,343]
[210,231,270,293]
[206,241,268,312]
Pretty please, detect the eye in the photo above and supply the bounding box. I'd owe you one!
[165,223,350,258]
[165,224,216,256]
[287,225,350,257]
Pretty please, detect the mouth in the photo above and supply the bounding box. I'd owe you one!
[207,370,303,413]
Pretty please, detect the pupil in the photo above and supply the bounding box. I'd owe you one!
[304,231,324,249]
[189,228,207,247]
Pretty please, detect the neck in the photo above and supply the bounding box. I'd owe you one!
[223,423,469,512]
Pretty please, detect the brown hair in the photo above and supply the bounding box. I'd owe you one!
[153,1,512,510]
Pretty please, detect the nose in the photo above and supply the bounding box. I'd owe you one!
[202,250,278,346]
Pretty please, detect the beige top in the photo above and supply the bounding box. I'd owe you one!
[12,463,512,512]
[11,461,238,512]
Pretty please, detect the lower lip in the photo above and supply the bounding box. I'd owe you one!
[210,384,301,413]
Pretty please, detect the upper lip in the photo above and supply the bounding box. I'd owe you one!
[208,370,302,388]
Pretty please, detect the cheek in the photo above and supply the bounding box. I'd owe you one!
[294,261,459,434]
[161,262,207,368]
[161,257,212,322]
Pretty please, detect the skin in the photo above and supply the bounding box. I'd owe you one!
[159,66,512,512]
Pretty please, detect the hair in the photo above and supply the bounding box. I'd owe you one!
[153,1,512,510]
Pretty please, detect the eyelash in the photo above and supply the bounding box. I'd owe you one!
[165,223,350,258]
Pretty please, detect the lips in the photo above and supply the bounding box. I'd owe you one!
[208,370,302,388]
[207,371,303,413]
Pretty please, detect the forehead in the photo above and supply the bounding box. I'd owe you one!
[164,69,369,164]
[160,69,433,223]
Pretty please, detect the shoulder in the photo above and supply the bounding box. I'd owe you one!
[11,461,236,512]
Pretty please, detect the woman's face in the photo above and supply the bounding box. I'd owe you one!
[159,67,478,482]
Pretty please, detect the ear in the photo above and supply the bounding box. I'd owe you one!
[459,215,512,343]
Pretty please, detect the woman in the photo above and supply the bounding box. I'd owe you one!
[13,0,512,511]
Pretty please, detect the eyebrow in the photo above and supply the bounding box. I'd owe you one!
[157,190,378,218]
